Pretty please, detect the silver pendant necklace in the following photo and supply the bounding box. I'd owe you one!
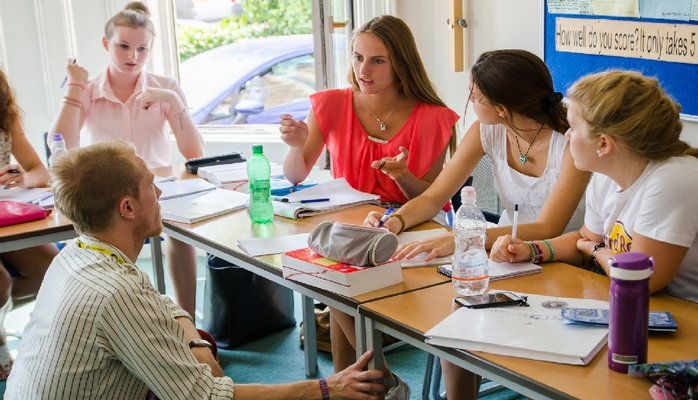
[513,123,545,164]
[359,94,400,131]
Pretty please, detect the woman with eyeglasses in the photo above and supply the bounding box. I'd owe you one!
[365,49,590,400]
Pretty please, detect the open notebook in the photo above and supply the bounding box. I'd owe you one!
[272,178,380,219]
[437,260,542,281]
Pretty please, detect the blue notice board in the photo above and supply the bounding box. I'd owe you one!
[544,4,698,118]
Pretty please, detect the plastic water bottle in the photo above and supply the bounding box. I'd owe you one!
[608,252,654,373]
[247,144,273,223]
[48,134,68,166]
[452,186,489,296]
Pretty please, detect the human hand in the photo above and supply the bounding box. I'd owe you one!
[371,146,408,180]
[0,165,25,189]
[325,351,390,400]
[66,58,88,86]
[489,234,532,263]
[279,113,309,148]
[137,88,181,111]
[576,237,595,259]
[393,232,455,261]
[364,211,402,234]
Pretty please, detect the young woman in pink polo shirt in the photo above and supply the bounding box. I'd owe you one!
[49,1,204,317]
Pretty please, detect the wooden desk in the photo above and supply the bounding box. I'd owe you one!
[358,263,698,399]
[162,203,451,376]
[0,210,75,252]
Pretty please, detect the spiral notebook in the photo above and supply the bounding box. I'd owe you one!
[437,260,542,281]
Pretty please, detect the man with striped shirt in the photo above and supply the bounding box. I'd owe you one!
[6,140,389,399]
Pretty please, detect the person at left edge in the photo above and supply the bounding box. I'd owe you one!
[5,140,391,400]
[280,15,459,400]
[47,1,204,318]
[0,67,60,380]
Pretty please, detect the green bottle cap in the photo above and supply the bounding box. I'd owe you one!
[252,145,263,154]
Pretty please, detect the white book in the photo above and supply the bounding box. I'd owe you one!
[157,178,219,201]
[425,292,609,365]
[272,178,381,219]
[159,188,247,224]
[197,162,283,185]
[282,247,403,297]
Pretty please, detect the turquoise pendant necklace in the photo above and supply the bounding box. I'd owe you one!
[514,123,545,165]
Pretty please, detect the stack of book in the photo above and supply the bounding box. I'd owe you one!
[282,247,403,297]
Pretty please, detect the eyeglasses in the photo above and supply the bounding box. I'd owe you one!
[645,369,698,399]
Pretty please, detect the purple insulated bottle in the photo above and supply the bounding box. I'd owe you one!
[608,252,654,373]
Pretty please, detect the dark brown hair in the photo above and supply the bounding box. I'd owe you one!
[471,49,569,134]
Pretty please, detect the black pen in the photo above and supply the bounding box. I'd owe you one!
[6,169,20,174]
[273,197,330,204]
[60,58,77,88]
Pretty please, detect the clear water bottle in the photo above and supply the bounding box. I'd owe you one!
[247,144,273,223]
[48,134,68,166]
[452,186,489,296]
[608,252,654,373]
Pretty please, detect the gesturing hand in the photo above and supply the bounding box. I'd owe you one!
[137,88,181,112]
[279,113,309,148]
[371,146,409,180]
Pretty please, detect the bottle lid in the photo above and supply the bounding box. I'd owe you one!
[609,252,654,281]
[460,186,476,203]
[53,133,64,141]
[252,145,263,154]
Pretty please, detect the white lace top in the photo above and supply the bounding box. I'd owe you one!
[480,123,585,234]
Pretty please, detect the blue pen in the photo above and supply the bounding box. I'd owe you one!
[378,207,394,227]
[60,58,77,88]
[299,198,330,204]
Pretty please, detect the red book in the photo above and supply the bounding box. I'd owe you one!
[282,248,403,297]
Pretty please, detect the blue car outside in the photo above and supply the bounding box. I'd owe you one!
[179,34,315,125]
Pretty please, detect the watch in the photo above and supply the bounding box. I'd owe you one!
[188,339,213,349]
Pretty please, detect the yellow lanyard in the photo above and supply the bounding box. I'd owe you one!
[76,238,126,265]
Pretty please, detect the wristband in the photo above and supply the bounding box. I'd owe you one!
[541,239,555,262]
[387,213,406,234]
[68,82,85,91]
[589,242,606,271]
[319,378,330,400]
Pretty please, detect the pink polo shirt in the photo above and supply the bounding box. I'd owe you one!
[79,68,186,169]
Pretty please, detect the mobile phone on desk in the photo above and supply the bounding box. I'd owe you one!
[455,292,524,309]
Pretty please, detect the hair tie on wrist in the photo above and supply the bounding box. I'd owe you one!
[387,213,406,234]
[68,82,85,91]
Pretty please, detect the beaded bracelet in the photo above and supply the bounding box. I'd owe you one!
[589,242,606,271]
[531,241,544,264]
[68,82,85,91]
[319,378,330,400]
[387,213,406,234]
[541,239,555,262]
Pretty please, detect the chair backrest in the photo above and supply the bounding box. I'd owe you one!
[470,155,502,224]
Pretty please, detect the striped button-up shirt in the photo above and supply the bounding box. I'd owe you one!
[6,236,235,399]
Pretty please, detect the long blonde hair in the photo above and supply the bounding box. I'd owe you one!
[347,15,457,156]
[567,70,698,160]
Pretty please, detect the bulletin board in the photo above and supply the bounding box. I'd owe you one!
[544,1,698,119]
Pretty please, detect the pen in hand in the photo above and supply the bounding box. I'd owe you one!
[60,58,77,88]
[511,204,519,244]
[378,207,394,227]
[6,169,20,174]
